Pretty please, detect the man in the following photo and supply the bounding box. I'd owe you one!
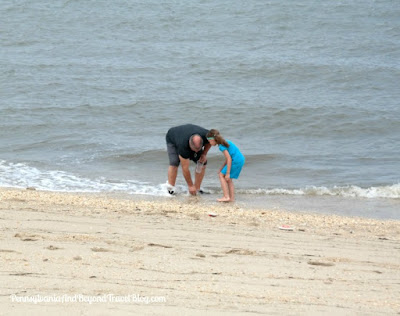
[166,124,211,195]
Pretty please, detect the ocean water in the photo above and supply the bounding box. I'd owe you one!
[1,0,399,219]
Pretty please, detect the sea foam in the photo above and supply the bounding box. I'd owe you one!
[1,160,398,199]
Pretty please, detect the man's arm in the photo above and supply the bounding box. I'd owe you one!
[199,143,211,163]
[179,155,197,195]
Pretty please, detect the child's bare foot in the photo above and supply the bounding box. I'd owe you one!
[217,197,231,202]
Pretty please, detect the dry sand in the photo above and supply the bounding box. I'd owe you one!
[0,188,399,315]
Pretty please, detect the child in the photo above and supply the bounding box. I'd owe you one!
[206,129,245,202]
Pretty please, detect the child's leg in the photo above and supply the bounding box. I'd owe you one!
[227,179,235,202]
[218,172,230,202]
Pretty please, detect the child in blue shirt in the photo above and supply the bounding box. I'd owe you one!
[207,129,245,202]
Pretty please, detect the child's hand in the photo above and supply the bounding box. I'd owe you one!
[225,174,230,180]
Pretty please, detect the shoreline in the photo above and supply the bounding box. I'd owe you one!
[2,187,399,238]
[1,187,399,314]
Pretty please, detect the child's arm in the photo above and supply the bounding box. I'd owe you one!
[221,150,232,179]
[219,160,227,172]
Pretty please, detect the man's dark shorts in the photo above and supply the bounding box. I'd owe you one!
[167,143,207,167]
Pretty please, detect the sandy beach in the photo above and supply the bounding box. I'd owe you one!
[1,188,399,315]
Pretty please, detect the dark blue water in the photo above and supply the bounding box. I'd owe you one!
[1,0,399,218]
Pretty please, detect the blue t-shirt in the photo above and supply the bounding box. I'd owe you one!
[219,140,245,164]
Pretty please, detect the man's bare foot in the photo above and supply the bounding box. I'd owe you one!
[217,197,231,202]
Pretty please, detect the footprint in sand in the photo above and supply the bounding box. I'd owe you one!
[46,245,62,250]
[14,233,38,242]
[308,261,335,267]
[225,248,257,256]
[147,243,173,249]
[91,247,111,252]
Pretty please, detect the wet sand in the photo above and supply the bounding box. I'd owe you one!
[1,188,399,315]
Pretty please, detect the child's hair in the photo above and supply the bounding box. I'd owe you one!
[207,129,229,147]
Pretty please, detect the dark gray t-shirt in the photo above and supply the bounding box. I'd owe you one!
[166,124,209,160]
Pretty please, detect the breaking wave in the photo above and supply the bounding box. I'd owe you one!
[239,184,400,199]
[1,160,399,199]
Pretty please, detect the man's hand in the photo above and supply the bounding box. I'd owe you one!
[179,156,197,195]
[188,185,197,195]
[198,154,207,163]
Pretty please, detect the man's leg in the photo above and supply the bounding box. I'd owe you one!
[167,142,180,186]
[194,165,206,191]
[168,165,178,186]
[166,142,180,194]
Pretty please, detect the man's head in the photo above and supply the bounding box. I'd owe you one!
[189,134,203,152]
